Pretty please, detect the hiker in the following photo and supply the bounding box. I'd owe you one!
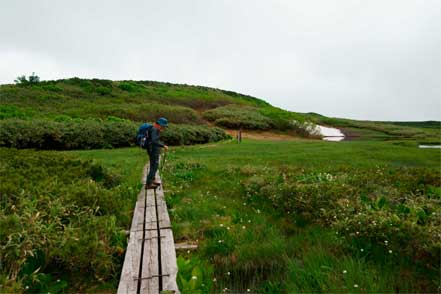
[145,117,169,189]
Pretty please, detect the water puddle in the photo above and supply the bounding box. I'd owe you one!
[317,125,345,141]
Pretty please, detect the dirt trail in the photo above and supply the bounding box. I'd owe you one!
[225,129,305,141]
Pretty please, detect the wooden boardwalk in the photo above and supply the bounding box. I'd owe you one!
[118,165,180,294]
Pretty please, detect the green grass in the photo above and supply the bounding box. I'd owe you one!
[69,147,147,187]
[161,139,440,293]
[2,139,439,292]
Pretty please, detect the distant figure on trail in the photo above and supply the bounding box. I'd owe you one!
[237,129,242,143]
[146,117,169,189]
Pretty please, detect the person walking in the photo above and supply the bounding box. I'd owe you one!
[146,117,169,189]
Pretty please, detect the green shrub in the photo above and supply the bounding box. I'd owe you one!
[96,86,112,95]
[40,84,63,92]
[0,119,135,150]
[88,103,201,125]
[0,119,229,150]
[203,105,273,130]
[0,149,136,291]
[117,81,144,92]
[0,105,30,120]
[162,124,230,146]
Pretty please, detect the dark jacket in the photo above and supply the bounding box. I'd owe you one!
[148,126,164,153]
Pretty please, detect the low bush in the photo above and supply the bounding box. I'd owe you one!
[117,81,145,93]
[0,119,135,150]
[0,119,229,150]
[0,149,137,291]
[0,105,32,120]
[203,105,273,130]
[162,124,230,146]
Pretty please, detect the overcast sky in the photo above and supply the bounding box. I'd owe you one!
[1,0,440,121]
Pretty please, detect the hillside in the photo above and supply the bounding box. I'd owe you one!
[0,78,304,129]
[1,78,439,148]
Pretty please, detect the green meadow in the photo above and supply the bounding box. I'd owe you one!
[161,139,440,293]
[1,79,440,293]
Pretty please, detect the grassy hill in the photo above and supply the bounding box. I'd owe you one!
[0,78,304,128]
[0,78,318,150]
[1,78,439,148]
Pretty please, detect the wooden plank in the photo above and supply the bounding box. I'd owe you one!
[117,230,143,294]
[161,228,180,293]
[156,171,179,293]
[118,164,148,293]
[130,192,146,232]
[156,198,171,229]
[175,242,198,251]
[140,227,159,292]
[144,188,157,231]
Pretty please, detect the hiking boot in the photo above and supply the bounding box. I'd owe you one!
[145,183,159,189]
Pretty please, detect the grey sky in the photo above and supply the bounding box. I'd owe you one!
[1,0,440,121]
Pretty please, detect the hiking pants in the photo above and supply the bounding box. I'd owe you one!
[146,149,160,185]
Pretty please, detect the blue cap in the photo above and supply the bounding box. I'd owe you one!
[156,117,168,127]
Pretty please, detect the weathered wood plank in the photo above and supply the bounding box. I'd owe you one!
[144,188,157,231]
[140,228,159,292]
[175,242,198,251]
[156,198,171,228]
[130,192,146,232]
[117,230,143,294]
[161,228,179,293]
[118,164,148,294]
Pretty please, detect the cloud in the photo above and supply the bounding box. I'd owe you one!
[1,0,440,120]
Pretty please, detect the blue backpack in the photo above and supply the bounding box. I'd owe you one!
[136,123,153,149]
